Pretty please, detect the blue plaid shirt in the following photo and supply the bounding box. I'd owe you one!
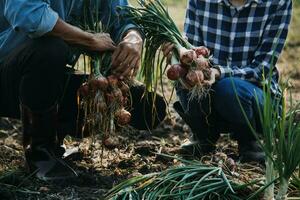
[184,0,292,96]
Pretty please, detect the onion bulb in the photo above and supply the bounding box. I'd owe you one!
[179,48,197,65]
[195,55,209,70]
[167,64,187,80]
[194,46,210,57]
[115,109,131,126]
[185,70,204,86]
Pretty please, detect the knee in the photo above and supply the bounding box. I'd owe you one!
[27,37,69,73]
[213,78,261,123]
[176,86,211,118]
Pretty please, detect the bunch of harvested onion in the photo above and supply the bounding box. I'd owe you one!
[119,0,213,100]
[167,46,212,99]
[77,69,132,146]
[74,0,133,146]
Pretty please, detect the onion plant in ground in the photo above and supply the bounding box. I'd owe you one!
[232,63,300,199]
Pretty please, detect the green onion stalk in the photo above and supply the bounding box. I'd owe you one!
[106,155,251,200]
[274,92,300,200]
[232,55,300,199]
[118,0,213,101]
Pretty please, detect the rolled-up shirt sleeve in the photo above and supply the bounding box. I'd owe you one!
[4,0,58,38]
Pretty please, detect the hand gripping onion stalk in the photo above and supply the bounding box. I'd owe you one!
[76,0,133,153]
[119,0,213,101]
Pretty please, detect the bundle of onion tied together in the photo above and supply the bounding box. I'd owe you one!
[77,64,132,142]
[119,0,213,100]
[166,45,213,99]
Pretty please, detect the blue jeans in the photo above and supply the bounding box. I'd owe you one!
[176,77,264,143]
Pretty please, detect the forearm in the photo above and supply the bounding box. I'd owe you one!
[214,64,267,83]
[48,18,95,50]
[122,29,143,42]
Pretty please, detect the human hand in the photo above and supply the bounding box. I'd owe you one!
[161,42,175,63]
[89,33,116,52]
[111,30,143,79]
[203,68,221,86]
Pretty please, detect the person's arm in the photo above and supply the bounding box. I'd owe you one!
[213,0,292,84]
[99,0,143,78]
[49,19,115,52]
[4,0,115,51]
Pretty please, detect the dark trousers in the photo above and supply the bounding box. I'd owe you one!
[176,77,264,143]
[0,37,84,135]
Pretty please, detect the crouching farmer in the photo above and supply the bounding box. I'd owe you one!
[0,0,166,181]
[163,0,292,163]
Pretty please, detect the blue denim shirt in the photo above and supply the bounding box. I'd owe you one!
[0,0,135,62]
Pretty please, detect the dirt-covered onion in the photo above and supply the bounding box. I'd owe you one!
[118,82,130,94]
[112,88,123,102]
[115,109,131,126]
[194,46,210,58]
[195,55,209,70]
[96,77,109,91]
[185,70,204,86]
[202,68,212,80]
[106,92,115,103]
[179,48,197,65]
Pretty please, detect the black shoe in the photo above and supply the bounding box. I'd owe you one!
[25,145,77,181]
[174,101,218,157]
[238,140,265,164]
[20,104,78,181]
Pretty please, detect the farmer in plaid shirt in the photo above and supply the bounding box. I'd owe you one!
[164,0,292,163]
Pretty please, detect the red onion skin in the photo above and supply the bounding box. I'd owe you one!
[119,82,130,94]
[107,75,118,87]
[180,49,197,65]
[167,64,188,80]
[121,96,129,107]
[202,68,212,80]
[186,70,204,86]
[96,77,109,91]
[115,109,131,126]
[194,46,210,57]
[195,55,209,70]
[112,88,123,103]
[106,93,115,103]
